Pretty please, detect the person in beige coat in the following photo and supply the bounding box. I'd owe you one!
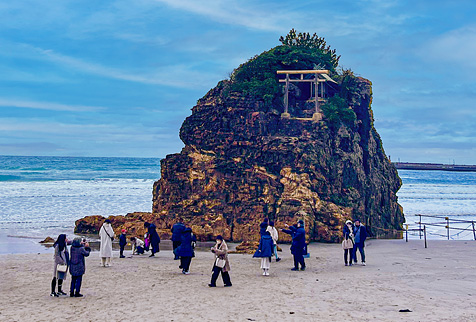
[99,219,115,267]
[209,235,232,287]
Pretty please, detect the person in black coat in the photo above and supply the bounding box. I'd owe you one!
[69,237,91,297]
[282,219,306,271]
[119,229,127,258]
[144,222,160,257]
[175,227,196,274]
[171,221,186,260]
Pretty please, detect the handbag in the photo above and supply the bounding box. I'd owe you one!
[215,258,226,268]
[342,238,354,249]
[57,264,68,273]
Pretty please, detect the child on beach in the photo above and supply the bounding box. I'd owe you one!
[130,237,145,255]
[253,219,274,276]
[119,229,127,258]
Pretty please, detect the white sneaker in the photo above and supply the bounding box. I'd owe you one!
[362,262,366,266]
[262,270,267,276]
[265,271,270,276]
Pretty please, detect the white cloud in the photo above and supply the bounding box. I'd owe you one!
[0,98,105,112]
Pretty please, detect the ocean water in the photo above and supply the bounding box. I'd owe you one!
[0,156,161,254]
[1,156,475,254]
[397,169,476,240]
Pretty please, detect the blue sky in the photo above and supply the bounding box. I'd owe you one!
[1,0,475,163]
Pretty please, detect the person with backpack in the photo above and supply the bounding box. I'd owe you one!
[171,221,186,260]
[50,234,70,297]
[175,227,196,274]
[99,219,115,267]
[282,219,306,271]
[69,237,91,297]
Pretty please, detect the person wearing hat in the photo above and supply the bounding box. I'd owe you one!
[342,220,354,266]
[282,219,306,271]
[99,219,115,267]
[209,235,232,287]
[119,229,127,258]
[352,219,367,266]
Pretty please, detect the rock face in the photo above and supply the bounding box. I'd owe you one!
[152,74,404,242]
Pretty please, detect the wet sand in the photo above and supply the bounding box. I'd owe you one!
[0,239,475,321]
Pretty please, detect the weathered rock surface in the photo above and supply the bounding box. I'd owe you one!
[151,77,404,242]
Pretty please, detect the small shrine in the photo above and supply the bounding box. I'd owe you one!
[277,69,338,121]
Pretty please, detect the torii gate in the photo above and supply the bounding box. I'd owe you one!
[277,69,337,121]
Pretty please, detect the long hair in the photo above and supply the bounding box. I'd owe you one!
[53,234,67,252]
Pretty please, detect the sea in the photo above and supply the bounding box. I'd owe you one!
[1,156,475,254]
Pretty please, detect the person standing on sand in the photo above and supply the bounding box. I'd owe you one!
[99,219,115,267]
[267,220,281,262]
[352,219,367,266]
[51,234,70,297]
[282,219,306,271]
[144,222,160,257]
[209,235,232,287]
[119,229,127,258]
[69,237,91,297]
[342,220,354,266]
[171,221,186,260]
[175,226,196,274]
[253,219,274,276]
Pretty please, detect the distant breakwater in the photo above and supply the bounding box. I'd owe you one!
[394,162,476,172]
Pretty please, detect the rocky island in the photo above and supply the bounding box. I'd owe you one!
[75,30,404,242]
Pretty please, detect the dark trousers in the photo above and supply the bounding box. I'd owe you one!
[120,245,125,257]
[151,243,159,255]
[173,241,181,259]
[353,243,365,263]
[344,249,352,264]
[136,246,144,254]
[293,254,305,269]
[180,256,192,272]
[70,275,83,295]
[210,266,232,286]
[51,277,63,293]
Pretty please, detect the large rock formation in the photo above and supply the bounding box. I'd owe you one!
[150,44,404,242]
[75,37,404,242]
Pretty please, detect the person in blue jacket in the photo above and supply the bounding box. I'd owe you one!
[69,237,91,297]
[253,219,274,276]
[175,227,196,274]
[282,219,306,271]
[144,222,160,257]
[119,229,127,258]
[171,221,186,260]
[352,219,367,266]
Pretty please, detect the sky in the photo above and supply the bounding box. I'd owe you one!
[1,0,475,164]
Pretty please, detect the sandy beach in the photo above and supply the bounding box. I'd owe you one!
[0,239,475,322]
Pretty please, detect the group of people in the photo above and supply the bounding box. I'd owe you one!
[253,218,306,275]
[342,219,367,266]
[50,217,368,297]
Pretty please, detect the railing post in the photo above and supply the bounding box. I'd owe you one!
[446,217,450,240]
[419,215,422,239]
[405,224,408,242]
[424,225,427,248]
[472,221,476,241]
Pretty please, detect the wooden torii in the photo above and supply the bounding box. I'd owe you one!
[277,70,337,121]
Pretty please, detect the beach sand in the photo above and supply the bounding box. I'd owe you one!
[0,239,475,322]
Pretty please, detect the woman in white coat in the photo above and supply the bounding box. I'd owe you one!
[99,219,115,267]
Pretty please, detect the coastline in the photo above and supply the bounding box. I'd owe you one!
[1,240,474,321]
